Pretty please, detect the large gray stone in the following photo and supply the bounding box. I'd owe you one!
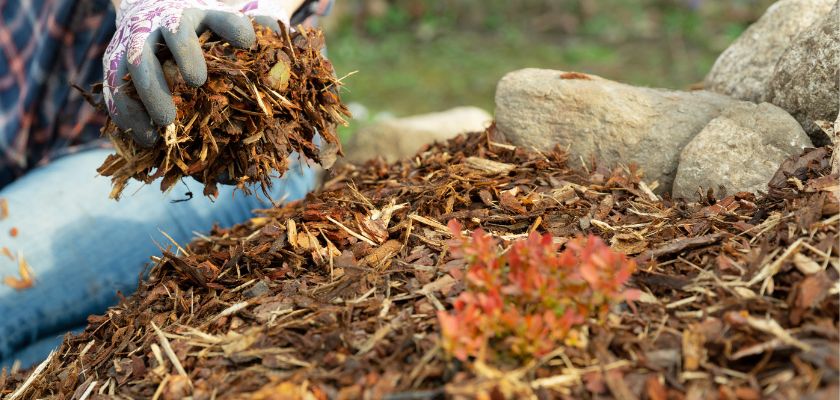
[673,102,812,199]
[769,1,840,146]
[495,68,740,193]
[704,0,833,103]
[342,107,492,164]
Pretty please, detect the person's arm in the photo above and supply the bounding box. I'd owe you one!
[110,1,308,16]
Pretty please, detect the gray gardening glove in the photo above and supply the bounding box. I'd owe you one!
[103,0,292,147]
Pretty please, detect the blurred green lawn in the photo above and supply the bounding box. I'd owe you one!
[322,0,775,137]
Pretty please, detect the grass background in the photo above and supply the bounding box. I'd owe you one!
[319,0,776,136]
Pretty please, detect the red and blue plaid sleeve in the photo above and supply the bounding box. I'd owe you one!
[292,0,334,25]
[0,0,115,189]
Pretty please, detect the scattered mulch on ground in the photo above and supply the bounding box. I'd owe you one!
[97,23,349,199]
[1,127,837,399]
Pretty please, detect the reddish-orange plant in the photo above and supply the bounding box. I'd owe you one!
[438,220,640,362]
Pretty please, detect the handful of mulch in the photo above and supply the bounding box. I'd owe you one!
[97,23,350,199]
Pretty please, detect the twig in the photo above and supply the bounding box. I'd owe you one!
[151,322,191,383]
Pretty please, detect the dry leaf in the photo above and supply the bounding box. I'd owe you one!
[499,190,527,214]
[3,253,34,290]
[610,233,648,255]
[795,271,833,310]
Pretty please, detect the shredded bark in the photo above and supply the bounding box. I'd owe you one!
[2,127,837,399]
[97,23,350,199]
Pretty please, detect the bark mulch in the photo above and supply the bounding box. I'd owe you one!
[1,127,837,399]
[97,24,349,200]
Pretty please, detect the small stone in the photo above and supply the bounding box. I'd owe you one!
[672,103,811,199]
[342,107,492,164]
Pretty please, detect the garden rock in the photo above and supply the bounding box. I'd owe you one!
[672,102,812,199]
[342,107,492,164]
[495,68,740,193]
[768,1,840,146]
[704,0,834,103]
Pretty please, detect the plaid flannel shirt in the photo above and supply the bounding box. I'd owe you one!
[0,0,331,190]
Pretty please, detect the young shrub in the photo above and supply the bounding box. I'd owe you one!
[438,220,639,362]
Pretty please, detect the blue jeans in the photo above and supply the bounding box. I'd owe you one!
[0,149,316,368]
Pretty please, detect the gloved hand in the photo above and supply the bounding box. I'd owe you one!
[102,0,292,148]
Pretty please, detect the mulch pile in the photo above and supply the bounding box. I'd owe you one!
[1,127,837,399]
[97,24,349,199]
